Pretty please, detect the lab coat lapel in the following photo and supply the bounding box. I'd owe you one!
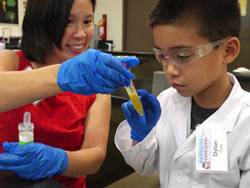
[173,130,196,160]
[170,94,192,159]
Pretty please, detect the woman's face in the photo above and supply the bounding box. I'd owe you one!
[54,0,94,62]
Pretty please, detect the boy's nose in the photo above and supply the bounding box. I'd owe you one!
[164,60,180,78]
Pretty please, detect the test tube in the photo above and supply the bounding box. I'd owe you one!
[119,58,144,116]
[18,112,34,145]
[125,80,144,116]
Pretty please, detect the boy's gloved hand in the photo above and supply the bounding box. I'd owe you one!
[57,49,139,95]
[0,142,68,180]
[121,89,161,142]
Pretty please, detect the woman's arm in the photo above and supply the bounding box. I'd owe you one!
[63,94,111,177]
[0,50,62,112]
[0,50,138,113]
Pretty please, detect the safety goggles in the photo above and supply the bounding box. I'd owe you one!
[153,39,225,67]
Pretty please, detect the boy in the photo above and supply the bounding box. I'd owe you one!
[115,0,250,187]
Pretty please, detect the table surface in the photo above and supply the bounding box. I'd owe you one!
[0,171,65,188]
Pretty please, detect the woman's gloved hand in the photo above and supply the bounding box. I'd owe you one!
[0,142,68,180]
[57,49,139,95]
[121,89,161,142]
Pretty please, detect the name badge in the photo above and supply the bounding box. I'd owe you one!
[196,126,228,173]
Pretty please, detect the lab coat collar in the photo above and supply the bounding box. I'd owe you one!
[201,73,242,133]
[172,73,244,159]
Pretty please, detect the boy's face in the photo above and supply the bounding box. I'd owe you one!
[152,24,226,99]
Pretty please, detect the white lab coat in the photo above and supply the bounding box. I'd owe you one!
[115,74,250,188]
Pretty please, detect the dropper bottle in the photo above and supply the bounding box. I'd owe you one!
[18,112,34,145]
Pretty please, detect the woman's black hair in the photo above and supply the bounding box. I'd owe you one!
[21,0,96,64]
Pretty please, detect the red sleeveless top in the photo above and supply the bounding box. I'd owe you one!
[0,51,96,188]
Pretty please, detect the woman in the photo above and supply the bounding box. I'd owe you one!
[0,0,138,112]
[0,0,138,187]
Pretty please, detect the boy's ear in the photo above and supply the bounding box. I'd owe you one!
[222,37,240,65]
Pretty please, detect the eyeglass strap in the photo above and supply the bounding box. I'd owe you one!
[211,39,226,47]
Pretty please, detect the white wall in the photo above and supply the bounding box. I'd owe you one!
[94,0,123,51]
[0,0,24,37]
[0,0,124,50]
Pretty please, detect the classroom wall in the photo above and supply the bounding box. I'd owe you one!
[94,0,123,51]
[123,0,155,52]
[230,0,250,71]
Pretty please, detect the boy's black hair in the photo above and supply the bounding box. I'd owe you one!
[21,0,96,64]
[148,0,241,42]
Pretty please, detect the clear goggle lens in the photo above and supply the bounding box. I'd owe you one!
[153,39,225,67]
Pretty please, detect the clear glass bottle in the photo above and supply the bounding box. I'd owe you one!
[18,112,34,145]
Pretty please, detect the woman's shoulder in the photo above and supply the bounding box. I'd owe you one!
[13,51,33,70]
[0,50,19,71]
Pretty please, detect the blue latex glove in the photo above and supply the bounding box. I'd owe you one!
[57,49,139,95]
[0,142,68,180]
[121,89,161,142]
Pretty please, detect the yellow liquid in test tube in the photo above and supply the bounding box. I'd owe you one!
[125,80,144,116]
[118,56,143,116]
